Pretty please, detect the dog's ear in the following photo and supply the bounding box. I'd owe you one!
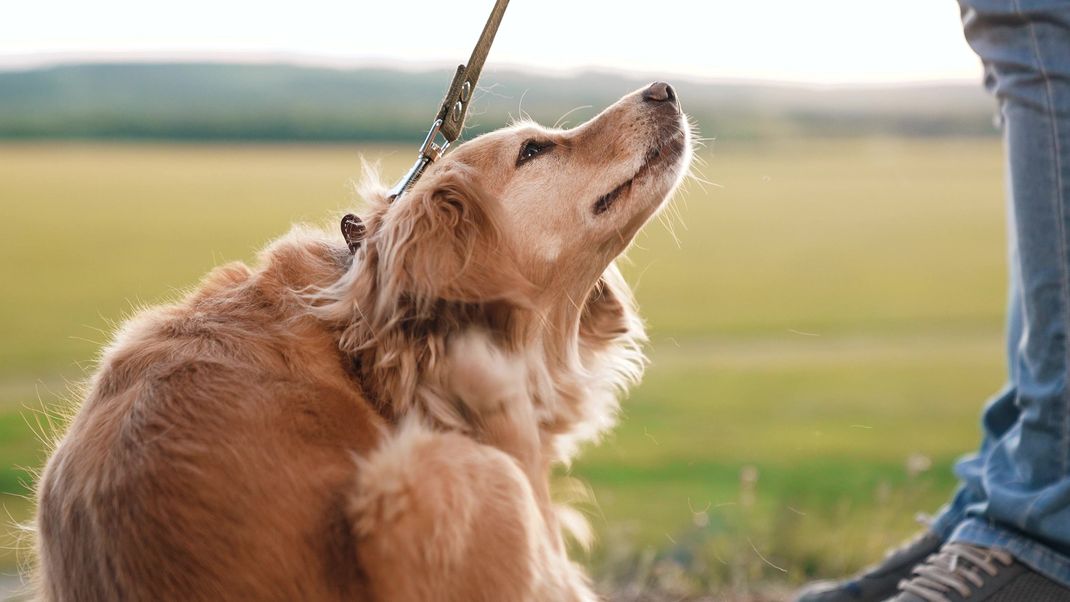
[377,165,535,306]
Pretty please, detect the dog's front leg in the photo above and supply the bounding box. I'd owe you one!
[441,331,578,565]
[348,420,597,602]
[444,332,542,484]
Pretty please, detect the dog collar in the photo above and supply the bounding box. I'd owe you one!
[341,0,511,253]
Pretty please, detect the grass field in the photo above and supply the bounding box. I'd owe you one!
[0,138,1007,596]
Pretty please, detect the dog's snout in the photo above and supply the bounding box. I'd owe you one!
[642,82,677,104]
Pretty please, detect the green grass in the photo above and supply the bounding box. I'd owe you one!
[0,139,1006,593]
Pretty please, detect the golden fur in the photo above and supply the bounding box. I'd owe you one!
[33,84,692,601]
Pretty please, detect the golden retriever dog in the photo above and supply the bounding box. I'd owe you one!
[33,81,692,601]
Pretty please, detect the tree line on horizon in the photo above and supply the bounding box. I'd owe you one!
[0,63,999,142]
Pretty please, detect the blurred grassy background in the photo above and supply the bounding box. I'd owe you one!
[0,137,1006,597]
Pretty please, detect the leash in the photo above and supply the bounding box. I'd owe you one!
[342,0,511,253]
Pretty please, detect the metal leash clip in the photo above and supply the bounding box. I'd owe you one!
[387,118,450,200]
[343,0,510,252]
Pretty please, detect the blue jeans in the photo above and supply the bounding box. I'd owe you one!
[930,0,1070,588]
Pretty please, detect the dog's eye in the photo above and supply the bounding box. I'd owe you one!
[517,140,554,166]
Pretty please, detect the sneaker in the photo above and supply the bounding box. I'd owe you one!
[890,542,1070,601]
[795,529,943,601]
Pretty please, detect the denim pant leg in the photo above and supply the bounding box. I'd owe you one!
[931,0,1070,587]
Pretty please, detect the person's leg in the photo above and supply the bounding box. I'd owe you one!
[939,0,1070,587]
[797,2,1070,599]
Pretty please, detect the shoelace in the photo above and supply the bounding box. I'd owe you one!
[898,543,1014,602]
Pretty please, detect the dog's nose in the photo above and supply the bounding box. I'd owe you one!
[642,81,677,104]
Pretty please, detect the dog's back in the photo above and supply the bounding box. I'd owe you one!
[35,239,385,601]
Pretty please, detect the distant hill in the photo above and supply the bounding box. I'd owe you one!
[0,63,998,142]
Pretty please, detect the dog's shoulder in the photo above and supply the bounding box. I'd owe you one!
[50,226,374,476]
[94,228,348,393]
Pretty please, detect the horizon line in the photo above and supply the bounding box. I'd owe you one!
[0,50,981,90]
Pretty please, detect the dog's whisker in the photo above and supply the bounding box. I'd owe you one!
[553,105,592,130]
[517,88,532,123]
[656,212,683,249]
[475,82,510,101]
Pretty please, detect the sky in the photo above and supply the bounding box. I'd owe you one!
[1,0,983,85]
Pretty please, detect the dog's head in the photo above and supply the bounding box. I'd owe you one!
[370,82,692,308]
[316,84,691,447]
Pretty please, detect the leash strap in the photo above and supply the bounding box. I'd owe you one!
[438,0,510,142]
[385,0,511,201]
[344,0,510,252]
